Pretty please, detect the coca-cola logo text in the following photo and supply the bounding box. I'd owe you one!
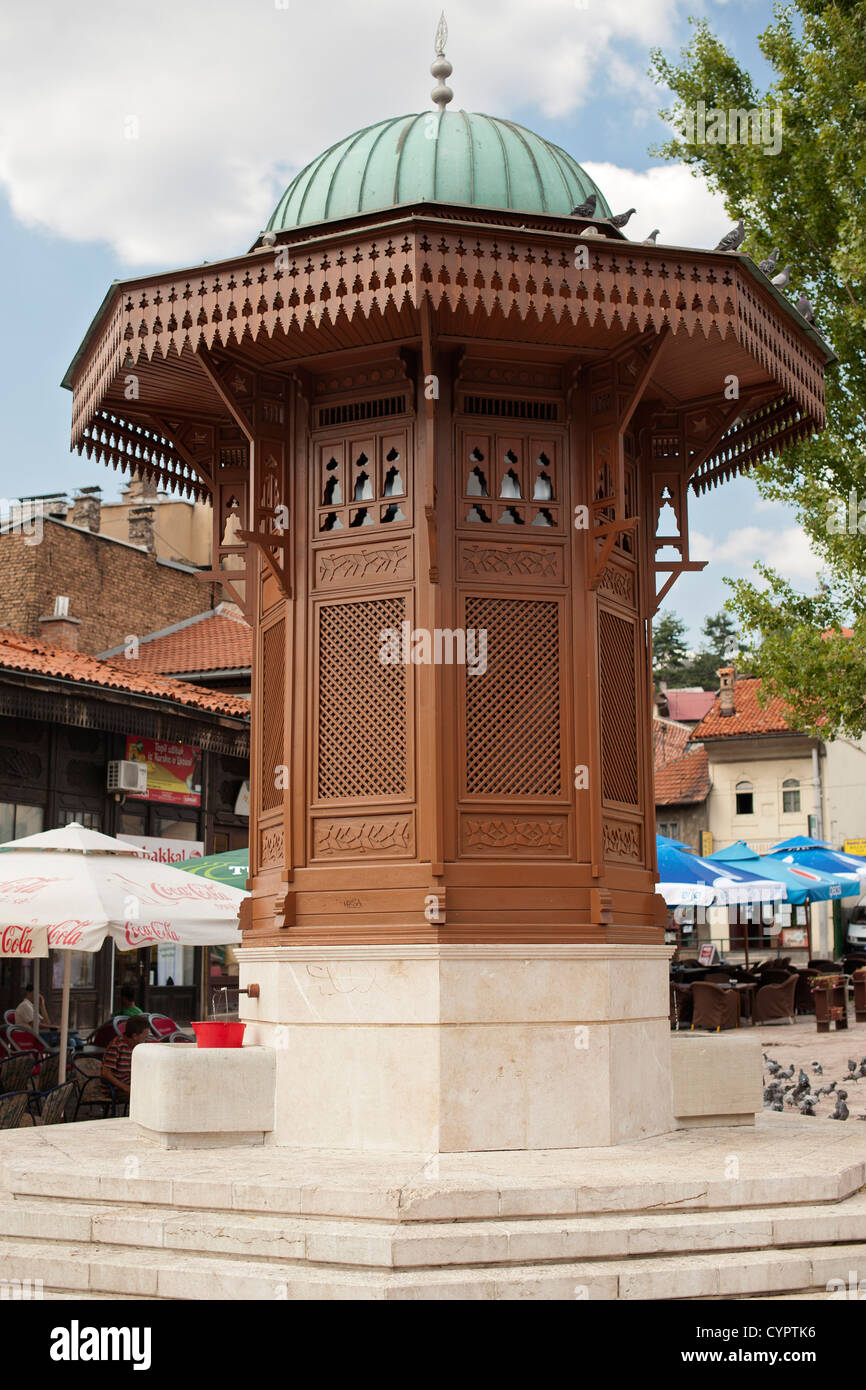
[0,877,65,904]
[47,920,90,947]
[123,920,180,946]
[109,872,233,906]
[0,926,35,955]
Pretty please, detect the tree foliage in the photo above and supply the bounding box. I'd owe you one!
[650,0,866,737]
[653,609,740,689]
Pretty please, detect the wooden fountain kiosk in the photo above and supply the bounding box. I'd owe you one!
[66,44,828,1152]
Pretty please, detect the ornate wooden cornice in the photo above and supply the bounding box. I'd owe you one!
[68,213,829,498]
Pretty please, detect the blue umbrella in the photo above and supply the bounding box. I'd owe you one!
[708,842,858,904]
[656,832,693,852]
[768,837,866,884]
[656,840,785,907]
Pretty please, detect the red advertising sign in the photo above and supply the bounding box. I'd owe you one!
[124,737,202,806]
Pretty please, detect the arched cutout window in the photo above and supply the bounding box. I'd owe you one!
[782,778,801,814]
[735,780,754,816]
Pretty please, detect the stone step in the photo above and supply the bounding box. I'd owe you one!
[1,1233,865,1299]
[4,1190,866,1269]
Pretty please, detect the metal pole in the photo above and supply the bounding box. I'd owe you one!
[59,953,72,1083]
[32,956,39,1038]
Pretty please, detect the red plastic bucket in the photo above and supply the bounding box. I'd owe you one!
[190,1021,246,1049]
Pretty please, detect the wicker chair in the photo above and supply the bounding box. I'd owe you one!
[753,973,798,1024]
[0,1053,37,1095]
[691,981,740,1031]
[29,1081,75,1127]
[70,1056,127,1120]
[809,958,841,973]
[0,1091,30,1129]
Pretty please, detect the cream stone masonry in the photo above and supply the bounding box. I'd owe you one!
[238,944,674,1153]
[131,1044,275,1148]
[671,1032,763,1128]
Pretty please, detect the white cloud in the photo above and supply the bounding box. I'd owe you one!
[694,524,825,583]
[582,160,729,248]
[0,0,686,266]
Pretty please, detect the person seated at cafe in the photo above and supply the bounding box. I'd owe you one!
[13,985,53,1030]
[118,985,143,1017]
[101,1014,150,1099]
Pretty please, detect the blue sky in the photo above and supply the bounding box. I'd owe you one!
[0,0,810,647]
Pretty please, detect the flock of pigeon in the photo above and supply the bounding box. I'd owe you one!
[571,195,816,328]
[762,1053,866,1121]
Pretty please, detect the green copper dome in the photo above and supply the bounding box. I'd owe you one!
[267,111,610,232]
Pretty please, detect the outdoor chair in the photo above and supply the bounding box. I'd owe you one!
[148,1014,182,1039]
[753,973,798,1025]
[842,955,866,976]
[70,1057,127,1121]
[28,1081,75,1127]
[690,981,740,1031]
[3,1010,15,1026]
[705,971,731,983]
[808,958,840,973]
[0,1052,37,1095]
[6,1026,48,1058]
[0,1091,30,1129]
[30,1050,73,1095]
[86,1017,128,1050]
[669,983,693,1030]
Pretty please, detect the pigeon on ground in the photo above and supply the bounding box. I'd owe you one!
[771,1098,784,1112]
[642,229,660,244]
[811,1061,823,1075]
[817,1081,837,1097]
[765,1058,781,1075]
[849,1060,857,1074]
[573,194,598,218]
[758,249,780,275]
[771,265,791,288]
[715,219,745,252]
[609,208,636,229]
[799,1095,818,1116]
[831,1094,850,1121]
[778,1065,795,1080]
[797,293,816,324]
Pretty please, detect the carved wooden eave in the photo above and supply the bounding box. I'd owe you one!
[64,207,831,504]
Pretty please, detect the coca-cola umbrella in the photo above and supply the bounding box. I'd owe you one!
[0,823,245,1081]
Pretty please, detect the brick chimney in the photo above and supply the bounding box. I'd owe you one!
[718,666,736,717]
[39,596,82,651]
[128,504,155,553]
[71,486,102,533]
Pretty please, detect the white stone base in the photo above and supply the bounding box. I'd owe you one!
[238,944,674,1153]
[131,1044,274,1148]
[671,1032,763,1128]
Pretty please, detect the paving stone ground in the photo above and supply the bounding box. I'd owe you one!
[755,1014,866,1122]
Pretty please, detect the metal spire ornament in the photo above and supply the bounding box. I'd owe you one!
[430,12,453,110]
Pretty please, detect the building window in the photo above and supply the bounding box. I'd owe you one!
[0,802,44,842]
[658,821,680,839]
[57,809,101,830]
[735,781,754,816]
[782,778,801,814]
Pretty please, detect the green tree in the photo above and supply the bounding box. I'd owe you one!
[682,610,740,688]
[650,0,866,737]
[653,610,689,684]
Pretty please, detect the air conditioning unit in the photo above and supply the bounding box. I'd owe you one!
[107,760,148,794]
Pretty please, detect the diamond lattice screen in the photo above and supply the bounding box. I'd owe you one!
[464,597,561,796]
[260,619,285,812]
[318,596,408,799]
[598,608,639,806]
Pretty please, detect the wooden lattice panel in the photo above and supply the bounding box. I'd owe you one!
[598,608,639,807]
[260,619,285,813]
[317,596,408,800]
[463,596,561,798]
[315,427,411,538]
[458,428,562,532]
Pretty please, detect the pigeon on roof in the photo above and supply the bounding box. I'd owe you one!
[771,264,791,288]
[715,219,745,252]
[758,248,779,275]
[609,208,636,229]
[572,194,598,218]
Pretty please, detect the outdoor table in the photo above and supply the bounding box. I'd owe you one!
[813,976,849,1032]
[728,982,758,1024]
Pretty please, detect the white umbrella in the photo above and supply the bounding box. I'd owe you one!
[0,823,245,1081]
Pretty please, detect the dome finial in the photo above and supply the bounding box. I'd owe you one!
[430,11,453,110]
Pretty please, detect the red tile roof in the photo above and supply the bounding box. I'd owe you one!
[690,676,795,739]
[653,718,692,769]
[0,628,250,719]
[664,689,716,723]
[101,605,251,677]
[654,746,710,806]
